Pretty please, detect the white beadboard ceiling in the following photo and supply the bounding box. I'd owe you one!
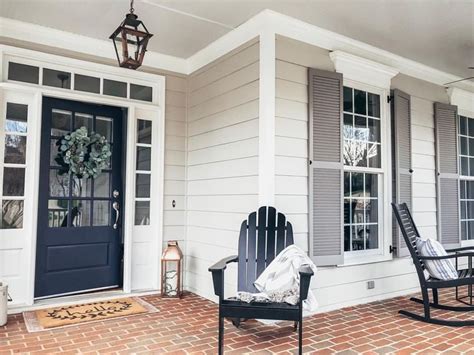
[0,0,473,78]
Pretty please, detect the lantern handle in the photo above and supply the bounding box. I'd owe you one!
[130,0,134,14]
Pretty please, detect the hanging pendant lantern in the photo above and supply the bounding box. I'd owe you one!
[109,0,153,70]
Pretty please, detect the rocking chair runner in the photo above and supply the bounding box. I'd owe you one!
[209,206,314,355]
[392,203,474,326]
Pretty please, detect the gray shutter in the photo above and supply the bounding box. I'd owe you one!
[434,102,460,248]
[391,89,412,257]
[308,68,343,266]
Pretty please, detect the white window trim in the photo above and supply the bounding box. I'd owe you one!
[342,79,393,264]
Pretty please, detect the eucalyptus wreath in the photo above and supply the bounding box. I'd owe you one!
[55,126,112,179]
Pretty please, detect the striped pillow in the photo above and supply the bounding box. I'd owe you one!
[416,238,458,280]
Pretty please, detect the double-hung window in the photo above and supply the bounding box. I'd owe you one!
[343,84,384,257]
[459,115,474,242]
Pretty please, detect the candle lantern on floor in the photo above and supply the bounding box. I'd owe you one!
[161,241,183,298]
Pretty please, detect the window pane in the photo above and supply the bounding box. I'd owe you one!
[104,79,127,98]
[8,62,39,84]
[354,89,366,115]
[49,170,70,197]
[43,68,71,89]
[344,226,351,251]
[3,168,25,196]
[460,136,468,156]
[469,138,474,157]
[468,201,474,220]
[351,199,365,224]
[51,110,72,136]
[135,201,150,225]
[4,135,26,164]
[368,118,380,142]
[136,173,151,198]
[460,116,468,135]
[71,176,92,197]
[74,74,100,94]
[93,201,110,226]
[461,221,467,240]
[367,93,380,118]
[366,225,378,249]
[48,199,68,227]
[368,143,381,168]
[365,174,378,197]
[461,157,469,176]
[6,103,28,133]
[96,117,113,142]
[365,200,378,223]
[50,139,60,166]
[469,221,474,240]
[461,201,467,219]
[137,119,152,144]
[351,173,364,197]
[344,199,351,224]
[136,146,151,170]
[71,200,91,227]
[94,173,110,198]
[344,172,351,197]
[130,84,153,102]
[460,180,466,199]
[469,118,474,137]
[74,113,93,132]
[468,181,474,199]
[344,141,367,167]
[470,158,474,177]
[343,114,353,139]
[1,200,24,229]
[343,87,353,112]
[354,116,368,141]
[353,226,364,250]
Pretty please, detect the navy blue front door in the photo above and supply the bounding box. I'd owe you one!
[35,97,124,298]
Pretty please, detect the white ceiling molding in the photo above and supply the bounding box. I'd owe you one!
[448,88,474,116]
[330,50,398,89]
[1,9,473,91]
[0,17,188,74]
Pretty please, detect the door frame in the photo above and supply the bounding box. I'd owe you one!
[0,45,165,306]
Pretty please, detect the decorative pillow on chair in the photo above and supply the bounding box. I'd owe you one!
[415,238,458,280]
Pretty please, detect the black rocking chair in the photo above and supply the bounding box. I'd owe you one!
[392,202,474,326]
[209,206,314,354]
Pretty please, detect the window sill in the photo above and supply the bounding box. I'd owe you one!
[337,253,394,267]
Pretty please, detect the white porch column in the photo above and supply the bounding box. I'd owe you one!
[258,30,276,206]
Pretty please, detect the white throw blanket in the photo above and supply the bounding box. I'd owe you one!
[236,245,318,318]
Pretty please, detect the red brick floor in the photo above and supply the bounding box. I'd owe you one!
[1,290,474,354]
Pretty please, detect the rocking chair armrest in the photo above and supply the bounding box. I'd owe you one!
[208,255,238,298]
[446,246,474,253]
[418,252,474,261]
[299,265,314,301]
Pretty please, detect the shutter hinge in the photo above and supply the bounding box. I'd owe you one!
[387,95,393,104]
[389,245,396,254]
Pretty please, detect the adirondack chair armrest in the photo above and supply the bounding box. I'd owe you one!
[209,255,238,298]
[418,252,474,261]
[299,265,314,301]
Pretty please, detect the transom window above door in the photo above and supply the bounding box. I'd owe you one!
[342,85,383,254]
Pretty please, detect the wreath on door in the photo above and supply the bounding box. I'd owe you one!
[55,126,112,179]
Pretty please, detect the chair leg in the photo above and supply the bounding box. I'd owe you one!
[218,314,224,355]
[293,321,298,331]
[298,318,303,355]
[432,288,439,305]
[421,287,431,320]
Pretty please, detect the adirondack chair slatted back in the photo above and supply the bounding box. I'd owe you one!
[238,206,294,292]
[391,203,426,271]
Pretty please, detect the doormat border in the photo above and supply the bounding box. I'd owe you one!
[23,297,158,333]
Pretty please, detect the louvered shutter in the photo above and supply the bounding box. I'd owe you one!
[308,69,343,266]
[434,102,460,248]
[391,89,412,257]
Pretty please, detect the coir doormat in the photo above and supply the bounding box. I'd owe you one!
[23,297,158,332]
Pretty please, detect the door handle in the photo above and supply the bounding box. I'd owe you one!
[113,201,120,229]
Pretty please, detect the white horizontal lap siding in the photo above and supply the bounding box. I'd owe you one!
[274,37,333,253]
[163,74,187,246]
[186,41,260,300]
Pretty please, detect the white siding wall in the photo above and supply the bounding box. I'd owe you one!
[185,41,260,300]
[163,74,187,247]
[275,36,449,311]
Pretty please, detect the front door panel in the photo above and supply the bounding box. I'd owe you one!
[35,97,124,298]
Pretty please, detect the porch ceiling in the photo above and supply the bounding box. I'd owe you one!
[1,0,473,78]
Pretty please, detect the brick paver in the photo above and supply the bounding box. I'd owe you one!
[1,290,474,354]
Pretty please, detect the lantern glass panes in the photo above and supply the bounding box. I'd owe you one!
[109,11,153,70]
[161,241,183,298]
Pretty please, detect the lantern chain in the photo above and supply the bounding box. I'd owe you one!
[130,0,135,14]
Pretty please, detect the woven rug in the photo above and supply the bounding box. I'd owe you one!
[23,297,158,332]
